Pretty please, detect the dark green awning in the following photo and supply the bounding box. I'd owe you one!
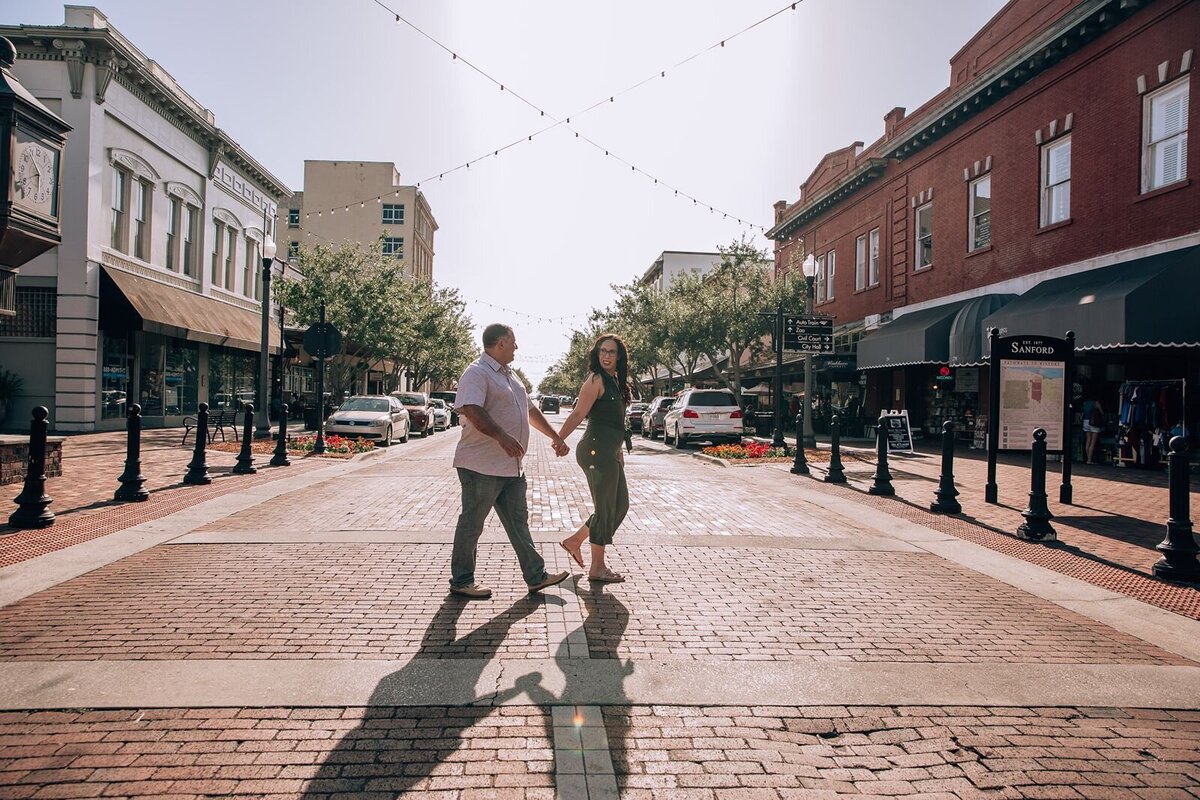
[981,246,1200,352]
[857,298,975,370]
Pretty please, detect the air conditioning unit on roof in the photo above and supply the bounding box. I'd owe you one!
[864,313,882,330]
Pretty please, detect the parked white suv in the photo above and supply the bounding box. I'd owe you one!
[663,388,744,448]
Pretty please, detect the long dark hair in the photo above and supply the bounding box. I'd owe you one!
[588,333,632,403]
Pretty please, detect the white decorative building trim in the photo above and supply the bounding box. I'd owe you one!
[212,208,241,229]
[165,182,202,207]
[108,148,161,182]
[102,250,200,292]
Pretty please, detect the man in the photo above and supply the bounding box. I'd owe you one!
[449,324,571,599]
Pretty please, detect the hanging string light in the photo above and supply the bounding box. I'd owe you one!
[289,0,801,232]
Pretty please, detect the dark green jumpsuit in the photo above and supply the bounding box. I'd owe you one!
[576,371,629,546]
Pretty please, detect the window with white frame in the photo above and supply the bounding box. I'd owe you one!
[111,168,128,251]
[166,197,180,271]
[382,236,404,258]
[243,237,256,299]
[182,205,198,277]
[382,204,405,225]
[868,227,880,287]
[855,234,867,291]
[1041,136,1071,226]
[133,180,150,260]
[1143,77,1189,192]
[815,254,826,304]
[224,226,237,290]
[915,203,933,269]
[287,241,300,261]
[969,174,991,250]
[825,248,836,301]
[211,221,225,286]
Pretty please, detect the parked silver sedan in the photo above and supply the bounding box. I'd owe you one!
[324,395,410,446]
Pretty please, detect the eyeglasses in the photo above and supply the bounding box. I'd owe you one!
[599,348,619,356]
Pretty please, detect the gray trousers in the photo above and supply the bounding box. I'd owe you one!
[450,468,548,588]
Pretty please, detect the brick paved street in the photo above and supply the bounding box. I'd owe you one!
[1,423,1197,798]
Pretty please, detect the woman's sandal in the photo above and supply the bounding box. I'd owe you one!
[588,569,625,583]
[560,540,585,569]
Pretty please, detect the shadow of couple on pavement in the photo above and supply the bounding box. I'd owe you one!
[299,581,631,797]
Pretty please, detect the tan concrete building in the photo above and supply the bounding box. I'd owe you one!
[282,161,436,281]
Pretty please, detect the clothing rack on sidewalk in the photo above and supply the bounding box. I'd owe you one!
[1115,379,1186,469]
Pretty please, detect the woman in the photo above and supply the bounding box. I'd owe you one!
[1084,399,1105,464]
[557,334,631,583]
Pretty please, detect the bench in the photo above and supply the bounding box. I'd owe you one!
[182,408,242,446]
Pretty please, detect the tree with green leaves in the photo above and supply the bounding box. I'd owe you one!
[383,281,477,391]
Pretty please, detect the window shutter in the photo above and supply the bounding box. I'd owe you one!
[1160,139,1184,185]
[1154,89,1188,140]
[1048,140,1071,184]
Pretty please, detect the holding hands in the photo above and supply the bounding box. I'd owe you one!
[552,438,570,457]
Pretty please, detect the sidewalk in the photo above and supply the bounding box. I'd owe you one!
[0,426,1197,798]
[0,428,327,568]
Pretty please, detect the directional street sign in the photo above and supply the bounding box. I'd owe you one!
[303,321,342,359]
[783,315,834,353]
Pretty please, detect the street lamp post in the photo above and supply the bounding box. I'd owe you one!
[801,253,818,450]
[255,235,277,439]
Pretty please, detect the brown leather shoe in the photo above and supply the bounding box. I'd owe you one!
[528,570,569,594]
[450,583,492,599]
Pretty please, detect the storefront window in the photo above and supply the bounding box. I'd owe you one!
[208,347,259,413]
[101,334,131,420]
[165,340,199,416]
[139,337,166,417]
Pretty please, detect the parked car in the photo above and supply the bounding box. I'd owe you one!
[539,395,560,414]
[430,398,450,431]
[429,391,458,426]
[662,388,744,448]
[392,391,436,436]
[641,395,676,439]
[325,395,409,445]
[625,402,649,433]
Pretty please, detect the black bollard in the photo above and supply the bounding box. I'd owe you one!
[929,420,962,514]
[1152,436,1199,582]
[113,403,149,502]
[789,412,809,475]
[233,403,257,474]
[868,415,894,496]
[270,403,291,467]
[1017,428,1056,541]
[184,402,212,485]
[9,406,54,529]
[824,414,846,484]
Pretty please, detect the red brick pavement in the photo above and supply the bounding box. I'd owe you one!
[785,445,1200,620]
[0,430,333,568]
[0,705,1196,799]
[0,544,555,661]
[0,543,1185,665]
[606,705,1200,798]
[0,706,556,799]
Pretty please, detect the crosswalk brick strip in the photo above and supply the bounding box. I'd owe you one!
[0,427,1196,798]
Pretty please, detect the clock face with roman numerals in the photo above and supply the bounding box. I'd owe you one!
[13,135,59,218]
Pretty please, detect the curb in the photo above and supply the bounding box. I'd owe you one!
[690,453,729,468]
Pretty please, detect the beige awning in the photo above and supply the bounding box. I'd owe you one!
[102,266,280,353]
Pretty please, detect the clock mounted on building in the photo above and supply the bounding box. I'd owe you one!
[0,34,71,315]
[12,131,59,219]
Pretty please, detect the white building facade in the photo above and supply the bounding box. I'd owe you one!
[0,7,290,432]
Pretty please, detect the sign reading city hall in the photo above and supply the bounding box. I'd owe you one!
[985,330,1077,505]
[783,315,833,353]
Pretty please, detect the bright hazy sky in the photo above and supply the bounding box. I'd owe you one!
[6,0,1006,385]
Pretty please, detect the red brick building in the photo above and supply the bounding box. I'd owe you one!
[768,0,1198,464]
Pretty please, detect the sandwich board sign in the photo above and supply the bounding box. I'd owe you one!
[880,409,914,454]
